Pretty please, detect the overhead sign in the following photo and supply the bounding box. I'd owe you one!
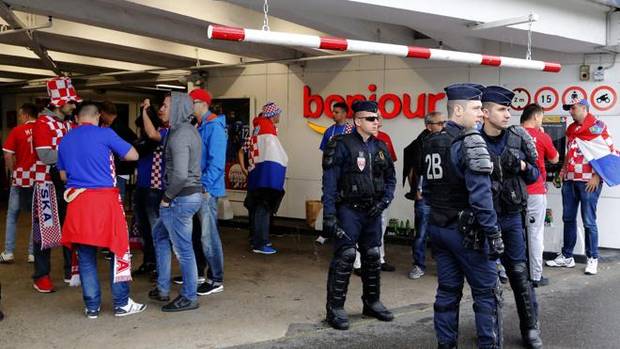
[561,86,587,106]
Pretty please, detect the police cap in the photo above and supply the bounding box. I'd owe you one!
[481,85,515,106]
[444,83,485,101]
[351,100,378,114]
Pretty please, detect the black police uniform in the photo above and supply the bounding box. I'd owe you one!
[480,86,542,349]
[424,83,504,349]
[322,100,396,330]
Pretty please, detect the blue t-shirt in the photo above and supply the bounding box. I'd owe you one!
[57,124,132,189]
[136,153,153,188]
[319,124,348,151]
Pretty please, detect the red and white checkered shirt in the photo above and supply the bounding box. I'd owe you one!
[564,114,615,182]
[32,113,72,183]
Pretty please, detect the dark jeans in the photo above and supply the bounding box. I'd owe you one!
[133,187,155,265]
[412,199,431,270]
[77,244,129,310]
[33,177,71,280]
[561,180,602,258]
[245,189,283,249]
[192,214,206,277]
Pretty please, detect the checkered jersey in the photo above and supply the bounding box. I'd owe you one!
[565,116,616,182]
[33,114,72,183]
[150,144,164,189]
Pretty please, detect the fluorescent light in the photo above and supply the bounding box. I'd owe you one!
[155,84,186,90]
[468,13,539,31]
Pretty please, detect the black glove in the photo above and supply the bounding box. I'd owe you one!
[323,215,339,238]
[501,151,522,175]
[368,200,389,217]
[487,230,505,260]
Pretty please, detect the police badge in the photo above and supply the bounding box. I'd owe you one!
[357,151,366,171]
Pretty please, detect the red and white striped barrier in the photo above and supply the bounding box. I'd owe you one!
[207,25,561,73]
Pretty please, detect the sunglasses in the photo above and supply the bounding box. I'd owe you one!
[358,116,381,122]
[426,121,446,125]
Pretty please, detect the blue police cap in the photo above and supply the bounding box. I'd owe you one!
[351,100,378,113]
[481,85,515,106]
[444,83,485,101]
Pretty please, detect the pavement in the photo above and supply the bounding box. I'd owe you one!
[0,209,618,349]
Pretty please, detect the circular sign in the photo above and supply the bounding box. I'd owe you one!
[590,85,617,111]
[562,86,587,106]
[511,87,531,111]
[534,86,559,112]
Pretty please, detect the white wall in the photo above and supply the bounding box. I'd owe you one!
[206,49,620,252]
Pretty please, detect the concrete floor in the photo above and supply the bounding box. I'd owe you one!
[0,210,438,349]
[0,209,613,349]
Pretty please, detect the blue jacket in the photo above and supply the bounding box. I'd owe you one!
[198,111,228,197]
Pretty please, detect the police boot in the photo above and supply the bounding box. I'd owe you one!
[326,247,356,330]
[507,263,542,349]
[361,247,394,322]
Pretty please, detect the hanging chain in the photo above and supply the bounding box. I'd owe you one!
[526,13,533,60]
[262,0,270,31]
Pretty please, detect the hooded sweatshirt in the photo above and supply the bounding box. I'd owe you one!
[197,111,227,197]
[163,92,202,201]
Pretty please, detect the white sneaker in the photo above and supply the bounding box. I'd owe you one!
[0,252,14,264]
[114,298,147,317]
[545,253,575,268]
[585,258,598,275]
[28,254,35,263]
[408,265,425,280]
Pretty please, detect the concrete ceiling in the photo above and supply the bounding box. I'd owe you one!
[0,0,614,92]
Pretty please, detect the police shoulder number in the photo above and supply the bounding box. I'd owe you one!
[425,153,443,180]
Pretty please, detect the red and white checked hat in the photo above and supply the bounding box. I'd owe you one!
[47,77,82,107]
[261,102,282,118]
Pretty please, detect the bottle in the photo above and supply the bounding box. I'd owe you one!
[553,172,562,188]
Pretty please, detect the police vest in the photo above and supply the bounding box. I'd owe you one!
[338,134,390,203]
[423,126,470,226]
[489,126,531,214]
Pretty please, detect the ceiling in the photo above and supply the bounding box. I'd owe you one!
[0,0,615,93]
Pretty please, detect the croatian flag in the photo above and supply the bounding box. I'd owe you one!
[575,129,620,187]
[247,117,288,191]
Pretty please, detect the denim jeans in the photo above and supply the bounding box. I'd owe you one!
[250,202,272,249]
[77,244,129,311]
[412,198,431,270]
[133,187,155,265]
[3,186,33,255]
[198,193,224,283]
[152,193,202,301]
[561,180,602,258]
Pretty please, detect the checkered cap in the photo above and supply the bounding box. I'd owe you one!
[261,102,282,118]
[47,77,82,108]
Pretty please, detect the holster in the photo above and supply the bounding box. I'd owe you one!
[458,209,484,251]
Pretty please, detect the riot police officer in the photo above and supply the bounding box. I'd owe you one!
[423,83,504,349]
[322,100,396,330]
[480,86,542,349]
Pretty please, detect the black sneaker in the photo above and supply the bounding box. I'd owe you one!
[532,276,550,288]
[85,307,100,319]
[197,282,223,296]
[161,295,199,312]
[133,263,156,276]
[173,275,206,285]
[381,262,396,272]
[148,288,170,302]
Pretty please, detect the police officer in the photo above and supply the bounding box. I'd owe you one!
[424,83,504,349]
[322,100,396,330]
[480,86,542,349]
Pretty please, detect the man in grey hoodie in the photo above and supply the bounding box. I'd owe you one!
[149,92,203,312]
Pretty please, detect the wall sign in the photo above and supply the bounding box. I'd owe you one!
[511,87,531,110]
[590,85,617,111]
[561,86,587,105]
[534,86,559,111]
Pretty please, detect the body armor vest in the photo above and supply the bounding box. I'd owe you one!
[338,134,390,204]
[489,129,529,214]
[423,126,470,226]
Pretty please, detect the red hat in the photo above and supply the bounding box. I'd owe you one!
[189,88,212,105]
[47,77,82,107]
